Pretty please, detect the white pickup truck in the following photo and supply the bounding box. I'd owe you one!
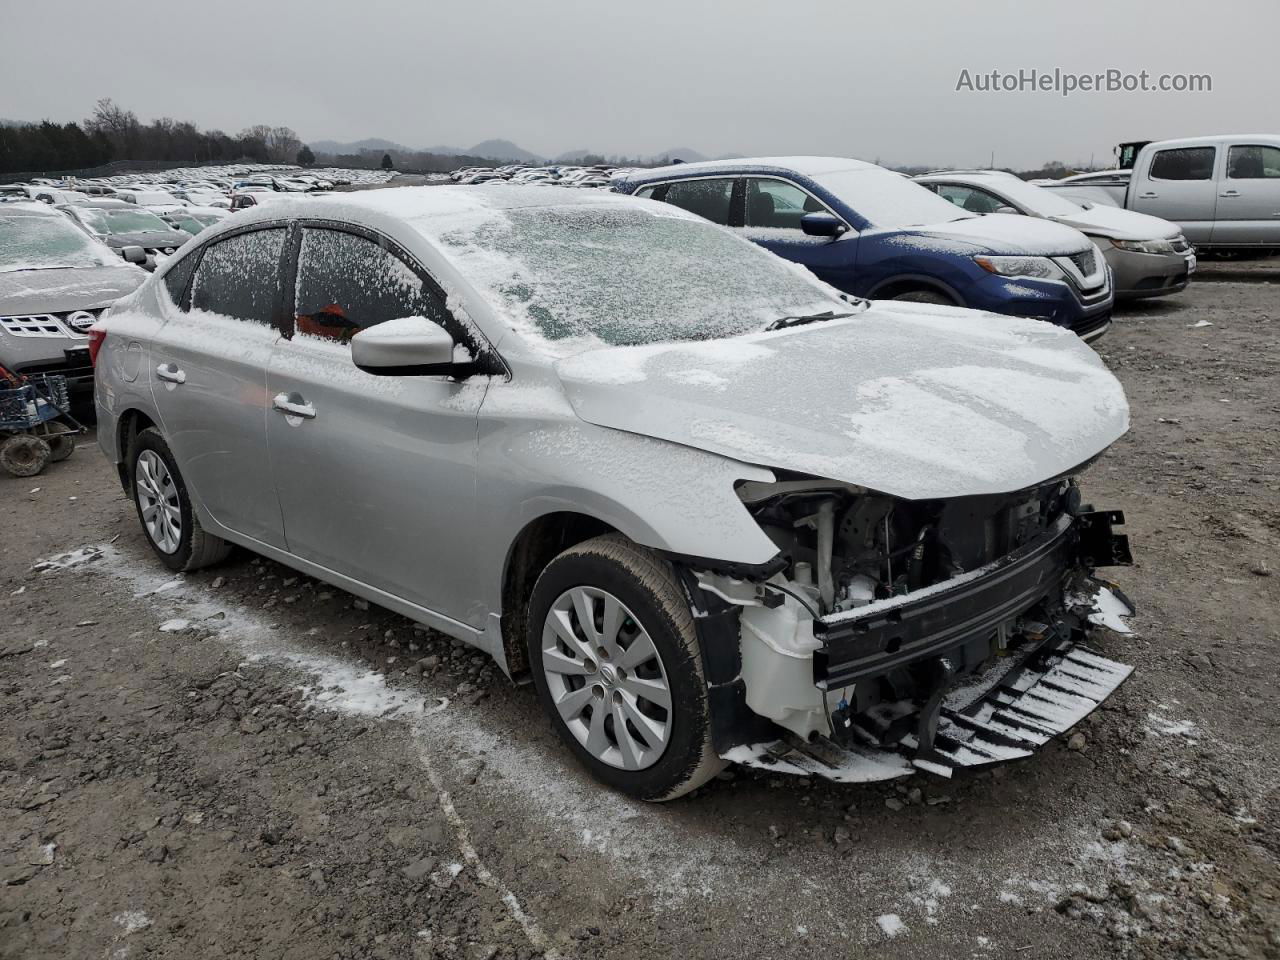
[1040,135,1280,254]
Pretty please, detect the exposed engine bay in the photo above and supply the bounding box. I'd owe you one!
[683,473,1135,783]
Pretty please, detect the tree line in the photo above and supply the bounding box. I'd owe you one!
[0,99,310,175]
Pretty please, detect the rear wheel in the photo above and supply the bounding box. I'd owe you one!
[0,434,51,477]
[527,534,724,801]
[130,427,232,572]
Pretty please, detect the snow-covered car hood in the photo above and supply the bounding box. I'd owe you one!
[104,230,190,249]
[1048,204,1182,242]
[553,304,1129,500]
[0,264,145,314]
[910,213,1091,256]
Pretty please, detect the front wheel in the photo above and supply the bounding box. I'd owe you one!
[527,534,724,801]
[891,288,955,305]
[130,427,232,572]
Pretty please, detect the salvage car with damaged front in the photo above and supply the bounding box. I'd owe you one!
[92,186,1135,801]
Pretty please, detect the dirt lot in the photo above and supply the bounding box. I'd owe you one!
[2,269,1278,960]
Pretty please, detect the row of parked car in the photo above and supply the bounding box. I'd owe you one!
[451,163,623,188]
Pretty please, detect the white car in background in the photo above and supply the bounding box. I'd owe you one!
[916,170,1196,299]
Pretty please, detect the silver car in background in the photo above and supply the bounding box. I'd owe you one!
[1,202,145,400]
[93,187,1137,800]
[916,170,1196,299]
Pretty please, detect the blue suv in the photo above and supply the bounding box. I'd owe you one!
[613,157,1114,341]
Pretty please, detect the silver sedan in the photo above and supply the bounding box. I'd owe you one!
[93,186,1137,800]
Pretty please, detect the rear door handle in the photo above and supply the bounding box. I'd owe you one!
[1219,190,1241,198]
[155,363,186,384]
[272,393,316,420]
[1138,192,1159,199]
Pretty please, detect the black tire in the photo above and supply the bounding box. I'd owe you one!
[527,534,724,801]
[1,434,51,477]
[43,423,76,463]
[891,288,955,305]
[129,427,232,572]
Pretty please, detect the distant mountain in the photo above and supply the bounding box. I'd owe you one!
[651,147,708,163]
[466,139,542,163]
[309,137,409,155]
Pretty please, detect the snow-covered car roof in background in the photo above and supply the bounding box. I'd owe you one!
[629,155,880,180]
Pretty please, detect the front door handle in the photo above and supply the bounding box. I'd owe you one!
[272,393,316,420]
[1138,191,1159,199]
[155,363,186,384]
[1219,190,1241,198]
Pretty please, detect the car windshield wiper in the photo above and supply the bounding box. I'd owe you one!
[765,310,856,332]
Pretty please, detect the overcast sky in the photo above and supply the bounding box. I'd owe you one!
[2,0,1274,168]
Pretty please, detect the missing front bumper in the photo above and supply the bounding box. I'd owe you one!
[722,630,1133,784]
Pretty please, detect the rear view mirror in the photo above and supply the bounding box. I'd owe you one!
[351,317,461,377]
[121,245,147,264]
[800,212,848,238]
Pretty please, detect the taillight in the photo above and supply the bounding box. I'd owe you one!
[87,324,107,366]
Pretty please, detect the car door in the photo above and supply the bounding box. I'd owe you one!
[265,224,489,628]
[738,177,859,288]
[147,226,287,548]
[1131,146,1219,243]
[1210,143,1280,246]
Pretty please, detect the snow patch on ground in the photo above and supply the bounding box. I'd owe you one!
[876,913,906,938]
[113,911,151,934]
[1146,703,1200,740]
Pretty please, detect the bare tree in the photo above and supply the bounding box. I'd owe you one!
[84,98,140,156]
[265,126,301,164]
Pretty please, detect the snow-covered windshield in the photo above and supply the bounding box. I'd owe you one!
[436,203,844,355]
[981,177,1084,217]
[812,167,973,229]
[78,209,175,235]
[0,214,119,272]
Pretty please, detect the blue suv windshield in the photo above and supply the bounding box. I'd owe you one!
[812,167,973,229]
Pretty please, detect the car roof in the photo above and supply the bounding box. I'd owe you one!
[1145,134,1280,149]
[214,185,696,247]
[0,201,62,218]
[625,155,880,181]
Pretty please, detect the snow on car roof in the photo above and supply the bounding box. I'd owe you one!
[629,156,880,180]
[0,202,63,218]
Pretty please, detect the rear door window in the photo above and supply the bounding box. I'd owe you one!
[658,178,735,225]
[1227,145,1280,179]
[293,228,452,344]
[1149,147,1216,181]
[190,228,287,325]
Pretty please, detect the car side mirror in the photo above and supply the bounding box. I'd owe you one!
[995,206,1019,215]
[351,317,463,377]
[121,245,147,264]
[800,212,848,238]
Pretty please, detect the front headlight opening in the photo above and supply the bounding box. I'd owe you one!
[1113,238,1176,255]
[974,255,1064,281]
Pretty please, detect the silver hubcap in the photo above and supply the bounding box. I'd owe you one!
[541,586,672,771]
[135,450,182,554]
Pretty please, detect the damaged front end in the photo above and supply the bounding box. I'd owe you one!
[677,474,1135,784]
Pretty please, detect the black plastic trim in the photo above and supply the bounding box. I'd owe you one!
[814,518,1077,688]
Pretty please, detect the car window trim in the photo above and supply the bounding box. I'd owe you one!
[286,218,509,379]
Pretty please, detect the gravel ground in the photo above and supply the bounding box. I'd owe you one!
[2,273,1277,960]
